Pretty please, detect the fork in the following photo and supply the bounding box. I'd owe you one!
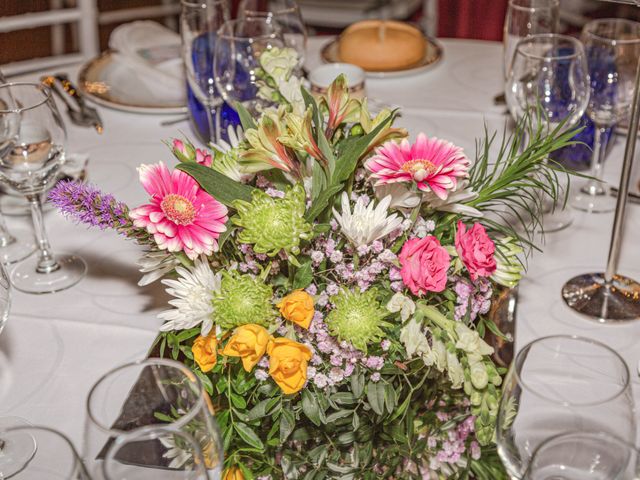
[41,76,100,131]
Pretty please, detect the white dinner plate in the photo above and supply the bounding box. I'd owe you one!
[78,51,188,115]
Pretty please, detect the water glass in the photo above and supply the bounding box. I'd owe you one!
[524,432,640,480]
[84,358,223,480]
[496,335,635,479]
[571,18,640,213]
[503,0,559,78]
[0,82,87,294]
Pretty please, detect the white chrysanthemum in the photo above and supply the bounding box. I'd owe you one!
[424,181,482,217]
[209,125,247,182]
[159,433,192,469]
[158,257,221,335]
[136,249,180,286]
[332,193,403,247]
[374,183,421,209]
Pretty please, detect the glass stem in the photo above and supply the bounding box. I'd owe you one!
[582,125,609,196]
[27,194,59,274]
[0,213,16,248]
[205,103,217,145]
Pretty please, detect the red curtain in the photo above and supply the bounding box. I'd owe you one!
[437,0,508,41]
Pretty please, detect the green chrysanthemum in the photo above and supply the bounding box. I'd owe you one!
[326,289,390,352]
[212,271,276,329]
[232,184,312,258]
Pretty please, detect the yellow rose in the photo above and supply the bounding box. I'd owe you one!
[191,332,217,373]
[277,289,315,329]
[222,324,271,372]
[223,467,244,480]
[267,337,312,395]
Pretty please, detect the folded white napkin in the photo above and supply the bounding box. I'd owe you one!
[108,21,185,105]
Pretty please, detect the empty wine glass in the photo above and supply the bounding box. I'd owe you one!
[571,18,640,213]
[503,0,559,79]
[214,17,286,114]
[0,83,87,294]
[496,335,635,479]
[180,0,230,143]
[84,358,223,480]
[0,262,11,336]
[0,417,37,478]
[238,0,307,68]
[505,34,590,232]
[103,425,210,479]
[524,432,640,480]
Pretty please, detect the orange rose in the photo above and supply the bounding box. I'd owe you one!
[267,337,312,394]
[191,332,217,373]
[223,467,244,480]
[222,324,270,372]
[277,289,315,329]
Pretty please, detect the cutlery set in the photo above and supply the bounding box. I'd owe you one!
[41,74,103,134]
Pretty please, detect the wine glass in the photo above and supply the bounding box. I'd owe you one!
[0,262,11,336]
[0,83,86,294]
[237,0,307,68]
[214,17,286,114]
[524,432,640,480]
[496,335,635,479]
[505,34,590,232]
[84,358,223,480]
[0,425,90,479]
[0,417,37,478]
[571,19,640,213]
[503,0,559,79]
[181,0,230,143]
[102,425,210,479]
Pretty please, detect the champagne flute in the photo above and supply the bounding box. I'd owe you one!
[496,335,635,479]
[505,34,590,232]
[0,83,87,294]
[571,19,640,213]
[180,0,230,144]
[237,0,307,68]
[214,17,286,115]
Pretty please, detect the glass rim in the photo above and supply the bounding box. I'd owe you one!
[86,357,208,435]
[241,5,300,16]
[180,0,226,8]
[0,82,52,114]
[508,0,559,12]
[217,17,282,41]
[515,33,585,61]
[582,18,640,45]
[513,334,631,407]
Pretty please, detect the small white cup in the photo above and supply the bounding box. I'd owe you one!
[309,63,366,99]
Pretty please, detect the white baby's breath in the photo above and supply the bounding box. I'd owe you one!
[332,193,403,247]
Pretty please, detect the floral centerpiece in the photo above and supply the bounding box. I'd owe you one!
[51,48,576,479]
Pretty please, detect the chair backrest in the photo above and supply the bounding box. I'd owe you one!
[0,0,100,76]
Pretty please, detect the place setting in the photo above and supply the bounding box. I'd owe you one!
[1,0,640,479]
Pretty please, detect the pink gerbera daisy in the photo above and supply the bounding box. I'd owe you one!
[130,162,228,260]
[365,134,470,200]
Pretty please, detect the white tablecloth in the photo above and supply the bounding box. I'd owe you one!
[1,37,639,451]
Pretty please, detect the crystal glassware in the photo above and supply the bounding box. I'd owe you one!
[503,0,559,79]
[496,335,635,479]
[214,17,286,114]
[0,424,90,479]
[102,425,211,479]
[505,34,590,232]
[181,0,230,143]
[571,18,640,213]
[0,82,87,294]
[0,417,37,478]
[0,262,11,336]
[523,432,640,480]
[237,0,307,68]
[84,358,223,480]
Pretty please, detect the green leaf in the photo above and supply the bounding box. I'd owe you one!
[193,369,213,396]
[238,463,255,480]
[176,162,256,207]
[246,399,271,421]
[366,381,385,416]
[280,408,295,442]
[331,392,357,405]
[292,260,313,290]
[351,370,365,398]
[384,383,397,414]
[302,389,322,426]
[304,182,344,222]
[233,101,257,131]
[325,409,352,423]
[235,422,264,449]
[230,392,247,409]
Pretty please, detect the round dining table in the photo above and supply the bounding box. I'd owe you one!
[1,36,639,455]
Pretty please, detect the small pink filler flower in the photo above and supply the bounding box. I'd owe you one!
[365,134,470,200]
[130,162,228,259]
[455,221,496,281]
[399,236,451,296]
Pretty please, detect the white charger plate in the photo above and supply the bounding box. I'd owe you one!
[78,51,187,115]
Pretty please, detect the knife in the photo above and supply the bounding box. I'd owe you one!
[54,73,103,134]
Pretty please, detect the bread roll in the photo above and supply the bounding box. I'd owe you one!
[338,20,426,71]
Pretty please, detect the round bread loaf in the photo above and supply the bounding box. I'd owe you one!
[338,20,426,71]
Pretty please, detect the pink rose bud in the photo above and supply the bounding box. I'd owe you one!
[454,221,496,281]
[170,138,196,163]
[398,235,451,296]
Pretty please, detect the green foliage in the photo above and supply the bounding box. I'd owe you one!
[176,162,256,207]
